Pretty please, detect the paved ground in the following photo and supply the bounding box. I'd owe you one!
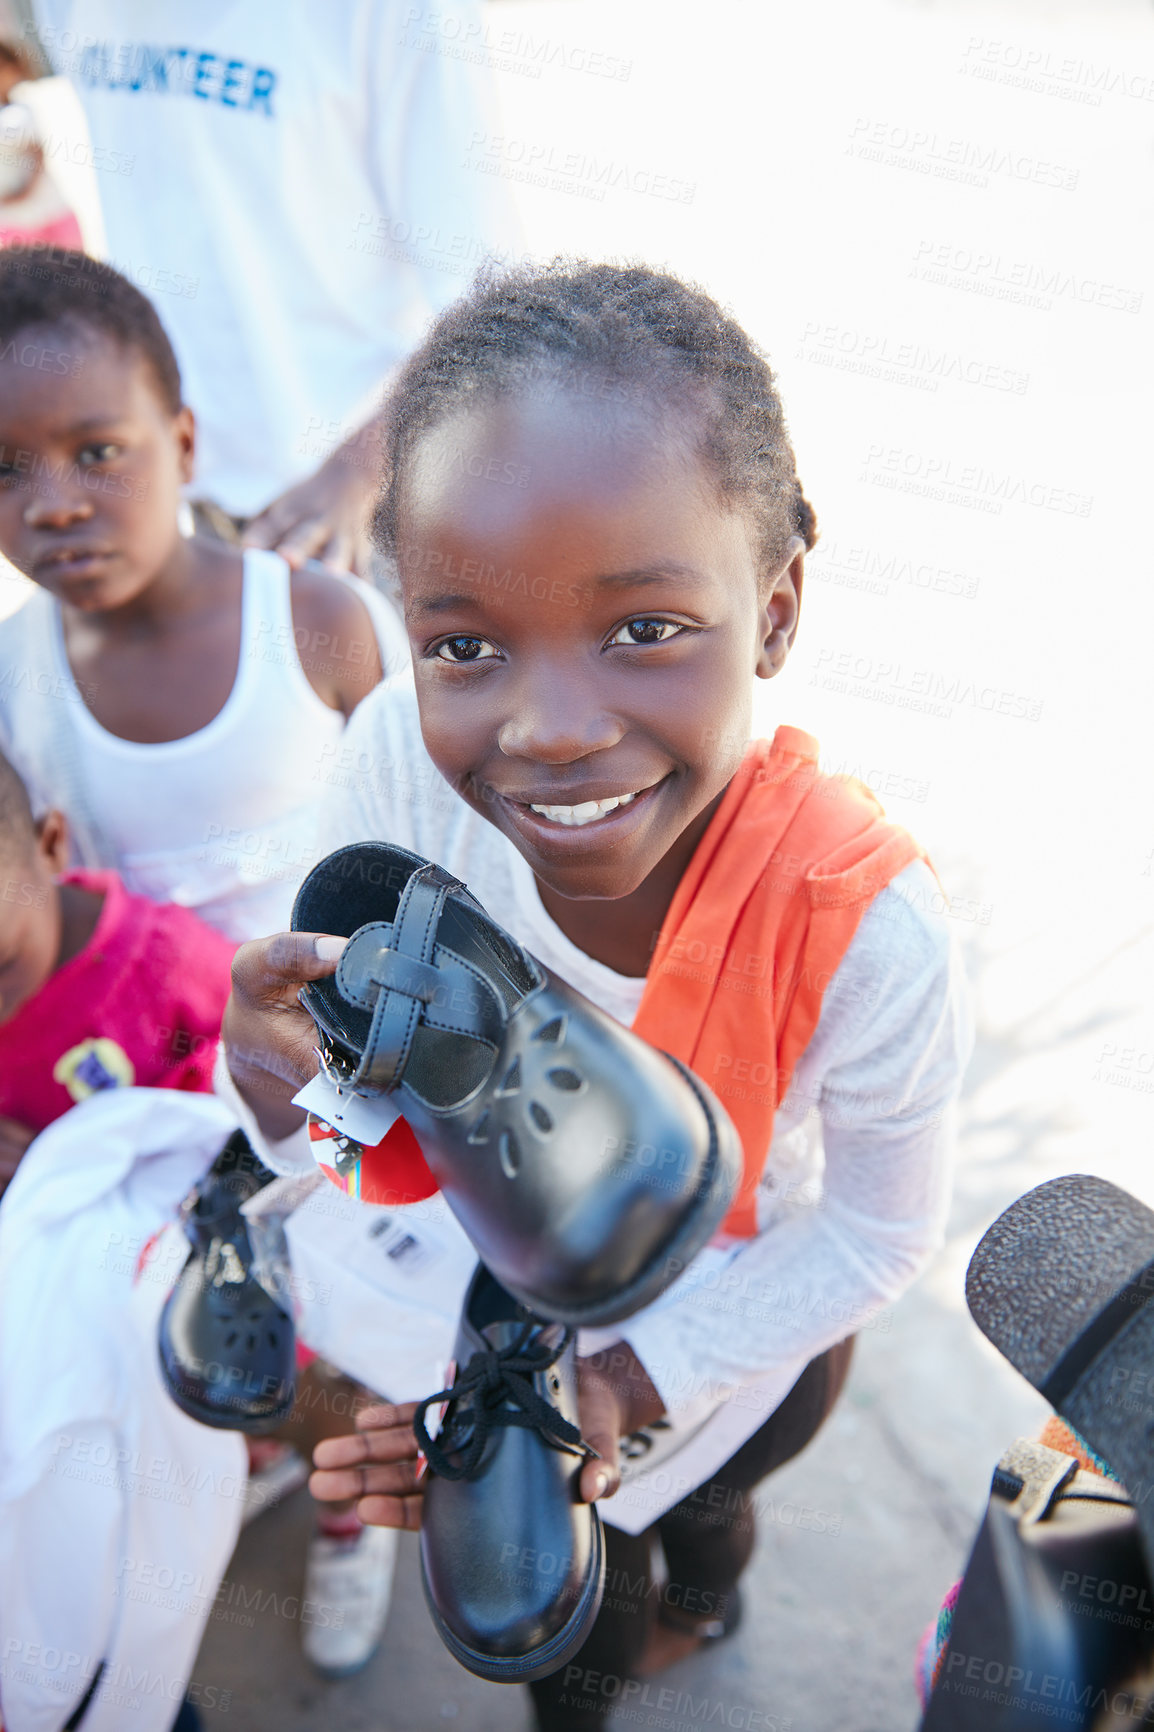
[7,0,1153,1725]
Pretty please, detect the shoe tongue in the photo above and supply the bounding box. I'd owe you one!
[479,1318,562,1354]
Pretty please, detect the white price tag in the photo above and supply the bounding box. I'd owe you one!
[292,1071,401,1145]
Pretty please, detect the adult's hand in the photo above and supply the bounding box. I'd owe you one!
[241,425,380,572]
[223,930,345,1139]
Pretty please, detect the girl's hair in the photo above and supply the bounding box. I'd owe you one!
[374,258,817,575]
[0,245,182,414]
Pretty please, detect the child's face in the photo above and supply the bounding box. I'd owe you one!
[0,823,63,1027]
[399,390,801,903]
[0,328,194,612]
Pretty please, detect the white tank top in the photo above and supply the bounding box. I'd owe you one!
[0,549,407,941]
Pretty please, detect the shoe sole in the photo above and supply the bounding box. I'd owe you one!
[497,1058,740,1328]
[161,1375,296,1436]
[423,1505,605,1685]
[965,1175,1154,1580]
[158,1321,296,1436]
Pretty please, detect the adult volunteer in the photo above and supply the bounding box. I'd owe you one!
[29,0,521,567]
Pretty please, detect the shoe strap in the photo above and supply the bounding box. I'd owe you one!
[334,862,507,1095]
[413,1325,596,1482]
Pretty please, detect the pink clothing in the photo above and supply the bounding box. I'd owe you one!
[0,210,83,250]
[0,870,235,1136]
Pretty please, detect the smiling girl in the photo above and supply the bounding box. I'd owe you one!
[224,260,973,1729]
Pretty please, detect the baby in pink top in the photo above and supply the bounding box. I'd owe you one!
[0,748,235,1191]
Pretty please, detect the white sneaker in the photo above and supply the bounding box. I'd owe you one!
[301,1522,399,1677]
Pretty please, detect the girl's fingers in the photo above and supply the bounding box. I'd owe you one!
[224,931,350,1098]
[579,1450,620,1505]
[355,1401,419,1432]
[231,931,345,1006]
[310,1402,425,1523]
[357,1493,424,1532]
[313,1417,418,1472]
[576,1367,623,1504]
[308,1455,422,1504]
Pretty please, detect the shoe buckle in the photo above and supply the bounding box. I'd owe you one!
[314,1042,353,1093]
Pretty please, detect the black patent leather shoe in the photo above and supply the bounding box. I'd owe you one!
[415,1265,604,1682]
[292,842,740,1327]
[158,1130,296,1434]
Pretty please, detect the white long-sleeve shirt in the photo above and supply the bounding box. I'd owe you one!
[283,675,973,1530]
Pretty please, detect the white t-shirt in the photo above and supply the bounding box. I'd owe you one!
[291,676,973,1525]
[33,0,522,514]
[0,550,408,940]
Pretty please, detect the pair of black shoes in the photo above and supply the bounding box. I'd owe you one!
[287,842,743,1682]
[159,843,739,1678]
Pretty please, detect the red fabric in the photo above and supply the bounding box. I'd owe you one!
[634,729,925,1236]
[0,870,236,1135]
[354,1117,435,1204]
[311,1114,437,1207]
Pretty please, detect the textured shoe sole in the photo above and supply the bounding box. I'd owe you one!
[157,1295,296,1437]
[498,1058,740,1328]
[965,1174,1154,1579]
[424,1504,605,1685]
[160,1373,296,1436]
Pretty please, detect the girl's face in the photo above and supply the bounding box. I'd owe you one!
[399,389,802,904]
[0,326,193,612]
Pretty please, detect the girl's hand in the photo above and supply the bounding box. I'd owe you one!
[307,1349,666,1530]
[575,1345,666,1505]
[222,931,345,1139]
[310,1401,425,1531]
[0,1115,35,1195]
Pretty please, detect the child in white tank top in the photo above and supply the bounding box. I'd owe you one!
[0,246,407,942]
[0,247,411,1692]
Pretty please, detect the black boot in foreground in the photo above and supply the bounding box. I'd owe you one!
[415,1264,605,1683]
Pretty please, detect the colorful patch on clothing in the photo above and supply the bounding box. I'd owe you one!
[52,1037,135,1102]
[916,1577,961,1706]
[307,1114,363,1198]
[1038,1415,1119,1482]
[306,1110,436,1207]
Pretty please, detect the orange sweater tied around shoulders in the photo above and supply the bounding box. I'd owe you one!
[315,728,926,1237]
[633,727,925,1235]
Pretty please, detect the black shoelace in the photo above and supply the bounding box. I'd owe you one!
[413,1324,596,1482]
